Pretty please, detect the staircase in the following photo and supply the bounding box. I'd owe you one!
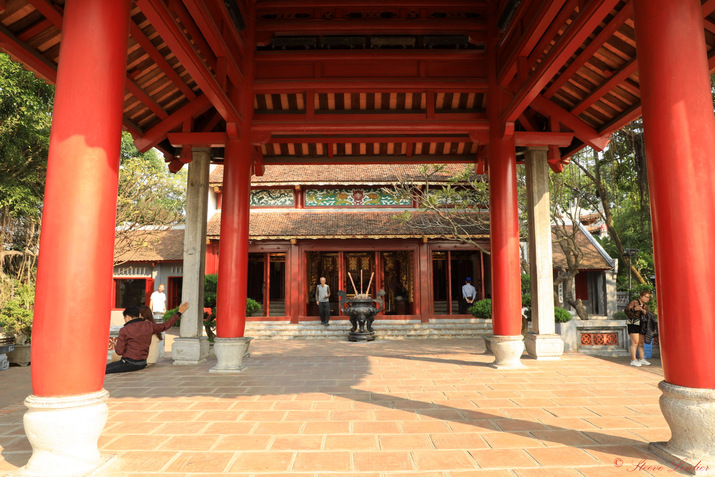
[431,301,464,315]
[244,318,493,340]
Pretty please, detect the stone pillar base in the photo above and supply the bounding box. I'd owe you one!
[487,335,526,369]
[209,337,253,374]
[648,381,715,475]
[525,333,564,360]
[9,390,115,476]
[172,337,209,365]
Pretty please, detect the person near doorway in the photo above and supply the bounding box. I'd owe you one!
[624,290,652,367]
[106,302,189,374]
[460,277,477,314]
[315,276,331,326]
[149,283,167,322]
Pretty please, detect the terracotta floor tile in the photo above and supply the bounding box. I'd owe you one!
[159,434,220,451]
[469,448,539,469]
[302,421,351,434]
[373,409,422,421]
[402,421,453,433]
[529,429,599,447]
[379,434,434,450]
[526,447,600,467]
[450,470,514,477]
[292,451,352,472]
[152,421,209,435]
[197,410,245,421]
[205,421,255,435]
[353,451,414,472]
[271,435,324,450]
[213,435,273,451]
[331,410,374,421]
[580,444,653,465]
[103,434,170,451]
[253,421,304,434]
[229,451,294,472]
[450,419,500,432]
[324,434,378,450]
[240,410,288,421]
[513,468,584,476]
[352,421,401,434]
[165,451,234,473]
[114,450,177,472]
[285,410,332,421]
[494,419,550,432]
[430,433,489,450]
[412,450,477,471]
[481,432,547,449]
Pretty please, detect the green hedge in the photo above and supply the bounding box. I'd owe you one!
[469,299,492,319]
[554,307,572,323]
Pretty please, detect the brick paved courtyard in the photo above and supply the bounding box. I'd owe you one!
[0,338,684,476]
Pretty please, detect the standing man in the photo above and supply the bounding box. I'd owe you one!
[315,276,331,326]
[149,283,167,322]
[460,277,477,314]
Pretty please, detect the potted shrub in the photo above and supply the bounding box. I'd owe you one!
[554,306,577,351]
[0,283,34,366]
[469,298,492,319]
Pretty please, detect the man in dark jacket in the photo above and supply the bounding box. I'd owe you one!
[106,302,189,374]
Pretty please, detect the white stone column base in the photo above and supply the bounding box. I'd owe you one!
[172,337,209,365]
[488,335,526,369]
[8,390,115,477]
[648,381,715,476]
[209,337,253,373]
[524,333,564,360]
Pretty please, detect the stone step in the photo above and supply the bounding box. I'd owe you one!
[243,320,493,340]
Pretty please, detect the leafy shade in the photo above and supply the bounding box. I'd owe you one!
[0,281,35,344]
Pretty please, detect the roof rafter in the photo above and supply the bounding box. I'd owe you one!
[134,94,213,152]
[530,95,610,151]
[254,19,486,36]
[138,0,241,124]
[571,58,637,116]
[181,0,244,83]
[500,0,621,127]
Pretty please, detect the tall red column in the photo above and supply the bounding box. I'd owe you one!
[215,1,256,339]
[488,134,522,337]
[32,0,131,396]
[633,0,715,390]
[216,136,251,337]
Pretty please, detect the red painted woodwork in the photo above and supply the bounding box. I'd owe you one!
[530,96,610,151]
[634,0,715,389]
[134,95,213,152]
[215,135,251,337]
[574,273,588,301]
[31,0,131,397]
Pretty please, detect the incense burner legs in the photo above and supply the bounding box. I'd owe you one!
[338,290,385,342]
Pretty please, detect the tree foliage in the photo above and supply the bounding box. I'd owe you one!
[114,132,187,264]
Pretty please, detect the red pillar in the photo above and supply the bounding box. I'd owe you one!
[215,135,251,337]
[488,133,522,336]
[634,0,715,389]
[215,1,256,337]
[31,0,130,397]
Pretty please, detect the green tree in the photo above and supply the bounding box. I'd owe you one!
[114,132,187,264]
[0,54,54,287]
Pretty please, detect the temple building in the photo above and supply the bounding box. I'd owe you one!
[112,163,617,325]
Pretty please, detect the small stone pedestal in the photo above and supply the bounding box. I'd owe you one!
[649,381,715,475]
[525,333,564,360]
[10,390,115,476]
[172,337,209,365]
[209,337,253,373]
[487,335,526,369]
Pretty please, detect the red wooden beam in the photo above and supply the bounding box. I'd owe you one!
[0,25,57,82]
[571,59,638,116]
[530,95,610,151]
[501,0,620,125]
[513,131,573,147]
[169,0,217,71]
[703,0,715,17]
[167,131,227,147]
[182,0,244,84]
[256,50,485,62]
[544,2,634,99]
[258,0,486,6]
[138,0,241,124]
[261,155,477,166]
[134,94,213,152]
[251,119,490,135]
[497,0,568,88]
[264,135,473,145]
[254,19,486,35]
[26,0,63,28]
[253,79,488,94]
[129,22,196,100]
[126,79,169,119]
[17,18,54,42]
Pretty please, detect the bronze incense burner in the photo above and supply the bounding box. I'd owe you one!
[337,289,386,342]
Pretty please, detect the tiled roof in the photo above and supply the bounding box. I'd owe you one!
[551,226,612,271]
[209,164,474,186]
[114,229,184,262]
[207,210,489,240]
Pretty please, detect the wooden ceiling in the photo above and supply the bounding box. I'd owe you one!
[2,0,714,172]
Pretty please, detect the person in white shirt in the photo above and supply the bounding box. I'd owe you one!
[149,284,167,322]
[460,277,477,314]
